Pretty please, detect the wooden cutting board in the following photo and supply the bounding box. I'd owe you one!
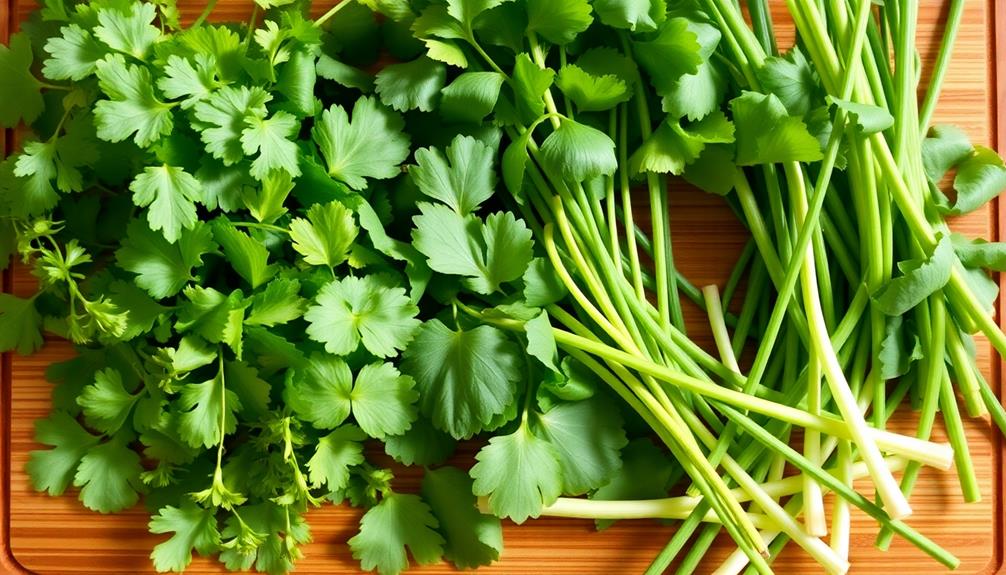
[2,1,1004,573]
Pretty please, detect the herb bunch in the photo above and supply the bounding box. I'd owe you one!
[2,0,1006,574]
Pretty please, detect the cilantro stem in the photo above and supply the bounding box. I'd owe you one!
[192,0,220,27]
[314,0,354,27]
[36,81,71,92]
[919,0,965,130]
[231,221,288,234]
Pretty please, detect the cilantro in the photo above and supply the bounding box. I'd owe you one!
[0,294,44,354]
[241,111,303,180]
[525,0,593,45]
[470,423,563,523]
[148,503,221,572]
[27,411,101,496]
[534,398,628,494]
[94,54,175,147]
[375,56,446,112]
[73,436,145,513]
[76,368,141,434]
[43,24,107,81]
[349,493,445,575]
[177,362,242,449]
[289,201,359,269]
[93,3,161,61]
[307,424,367,491]
[246,278,306,327]
[0,33,45,128]
[194,86,271,166]
[286,356,417,438]
[421,466,503,568]
[402,320,522,439]
[212,220,277,289]
[311,96,411,190]
[413,206,533,294]
[115,219,217,298]
[304,275,421,358]
[130,165,203,243]
[384,417,457,466]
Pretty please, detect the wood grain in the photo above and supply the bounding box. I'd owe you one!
[2,1,1004,573]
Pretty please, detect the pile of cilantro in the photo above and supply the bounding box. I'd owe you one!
[5,0,1006,574]
[0,1,645,573]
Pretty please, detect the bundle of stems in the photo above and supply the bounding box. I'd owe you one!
[456,0,1003,571]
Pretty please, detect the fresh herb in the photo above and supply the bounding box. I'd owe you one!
[3,0,1005,574]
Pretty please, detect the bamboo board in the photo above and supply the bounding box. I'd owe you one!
[1,0,1004,573]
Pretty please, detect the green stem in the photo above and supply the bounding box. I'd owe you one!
[192,0,220,27]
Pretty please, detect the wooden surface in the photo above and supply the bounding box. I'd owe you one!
[2,0,1004,573]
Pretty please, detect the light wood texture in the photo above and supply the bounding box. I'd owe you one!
[2,0,1003,573]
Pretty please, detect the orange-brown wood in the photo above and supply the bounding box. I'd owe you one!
[1,1,1003,573]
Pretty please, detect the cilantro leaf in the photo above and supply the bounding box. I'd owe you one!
[304,275,421,358]
[592,0,666,32]
[11,134,95,216]
[873,234,955,316]
[246,278,307,327]
[470,424,563,523]
[0,294,44,355]
[632,18,702,95]
[287,357,417,437]
[540,118,617,181]
[76,368,140,434]
[524,311,559,372]
[178,364,242,449]
[317,54,375,91]
[511,53,555,124]
[350,362,419,438]
[535,398,628,494]
[375,56,446,112]
[828,97,894,135]
[115,219,217,299]
[43,23,107,81]
[523,257,567,307]
[402,320,522,439]
[175,286,247,356]
[289,201,359,269]
[555,64,632,112]
[921,124,973,182]
[731,90,824,165]
[212,220,277,289]
[93,3,160,60]
[130,165,203,243]
[307,424,367,491]
[241,111,302,180]
[0,33,45,128]
[27,411,101,496]
[439,72,505,124]
[94,54,174,147]
[754,47,823,118]
[630,110,735,175]
[952,234,1006,271]
[276,50,319,118]
[148,503,221,573]
[194,86,271,165]
[422,466,503,569]
[285,354,353,428]
[944,146,1006,215]
[349,493,445,575]
[384,417,457,466]
[526,0,593,45]
[413,205,533,294]
[73,436,144,513]
[312,96,411,190]
[411,135,496,215]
